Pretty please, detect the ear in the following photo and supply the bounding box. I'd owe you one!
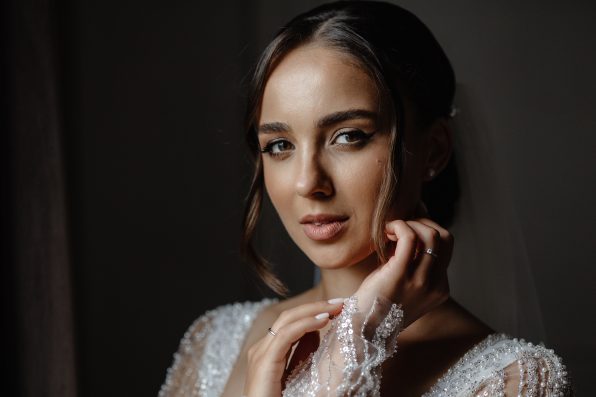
[423,119,453,182]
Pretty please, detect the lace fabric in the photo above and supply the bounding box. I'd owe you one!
[282,295,404,396]
[159,297,572,396]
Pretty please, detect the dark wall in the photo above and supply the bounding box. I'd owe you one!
[66,1,324,395]
[61,1,596,396]
[65,1,275,395]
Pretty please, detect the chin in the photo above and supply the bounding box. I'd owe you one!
[303,244,376,270]
[285,224,378,270]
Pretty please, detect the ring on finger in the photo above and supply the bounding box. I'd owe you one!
[422,247,438,259]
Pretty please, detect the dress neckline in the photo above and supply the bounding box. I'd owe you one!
[249,298,506,392]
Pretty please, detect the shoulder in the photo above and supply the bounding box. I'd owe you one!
[181,298,278,350]
[200,299,277,326]
[425,334,572,396]
[159,298,277,397]
[236,289,324,353]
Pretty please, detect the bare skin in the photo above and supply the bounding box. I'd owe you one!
[221,45,493,396]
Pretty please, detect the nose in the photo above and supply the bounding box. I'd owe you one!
[295,151,334,199]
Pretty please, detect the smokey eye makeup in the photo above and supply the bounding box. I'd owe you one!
[260,138,294,157]
[331,129,377,146]
[259,128,377,158]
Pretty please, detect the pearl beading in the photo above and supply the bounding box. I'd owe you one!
[159,300,572,396]
[423,335,571,397]
[159,299,277,397]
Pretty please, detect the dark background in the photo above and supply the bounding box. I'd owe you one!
[3,1,595,396]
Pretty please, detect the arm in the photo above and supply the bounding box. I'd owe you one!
[472,343,572,397]
[159,313,215,397]
[425,335,573,397]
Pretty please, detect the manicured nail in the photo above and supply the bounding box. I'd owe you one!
[315,312,330,320]
[327,298,345,304]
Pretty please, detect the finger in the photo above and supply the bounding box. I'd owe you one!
[415,218,454,268]
[269,299,344,339]
[266,313,331,364]
[384,219,418,277]
[405,220,440,285]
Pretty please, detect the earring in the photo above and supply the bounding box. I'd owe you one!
[428,168,436,179]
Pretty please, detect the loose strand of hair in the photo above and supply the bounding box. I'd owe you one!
[241,157,289,297]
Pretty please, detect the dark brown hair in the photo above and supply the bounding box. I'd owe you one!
[241,1,458,296]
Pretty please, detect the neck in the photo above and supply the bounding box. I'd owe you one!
[310,253,380,301]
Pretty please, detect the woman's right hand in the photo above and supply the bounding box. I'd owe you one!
[243,299,345,397]
[355,215,453,328]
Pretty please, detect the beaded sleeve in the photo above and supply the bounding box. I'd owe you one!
[159,300,572,396]
[282,294,404,397]
[424,334,573,397]
[159,313,211,396]
[159,300,276,397]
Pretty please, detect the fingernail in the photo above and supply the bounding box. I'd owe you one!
[315,312,330,320]
[327,298,345,304]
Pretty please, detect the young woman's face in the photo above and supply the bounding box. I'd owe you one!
[258,45,421,269]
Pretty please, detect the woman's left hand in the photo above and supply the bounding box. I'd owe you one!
[355,214,454,328]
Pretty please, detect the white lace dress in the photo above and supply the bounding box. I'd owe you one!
[159,297,572,397]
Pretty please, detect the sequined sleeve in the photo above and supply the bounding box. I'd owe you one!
[424,335,573,397]
[159,299,276,397]
[470,345,572,397]
[159,313,212,397]
[283,294,404,396]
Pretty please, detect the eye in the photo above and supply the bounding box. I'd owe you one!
[261,139,295,157]
[332,129,374,145]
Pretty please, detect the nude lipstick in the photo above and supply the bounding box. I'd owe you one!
[299,214,349,241]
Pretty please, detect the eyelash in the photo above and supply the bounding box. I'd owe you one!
[260,129,375,158]
[333,129,374,145]
[260,139,294,157]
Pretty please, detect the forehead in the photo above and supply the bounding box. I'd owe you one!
[259,45,379,125]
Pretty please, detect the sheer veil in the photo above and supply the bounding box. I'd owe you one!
[444,86,545,341]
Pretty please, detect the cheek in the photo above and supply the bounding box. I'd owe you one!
[263,162,293,213]
[336,152,387,207]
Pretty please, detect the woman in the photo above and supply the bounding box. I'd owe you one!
[160,2,571,396]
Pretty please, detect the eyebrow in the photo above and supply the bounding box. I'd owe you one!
[257,109,378,134]
[258,121,291,134]
[317,109,378,129]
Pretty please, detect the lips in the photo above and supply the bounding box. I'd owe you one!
[299,214,349,241]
